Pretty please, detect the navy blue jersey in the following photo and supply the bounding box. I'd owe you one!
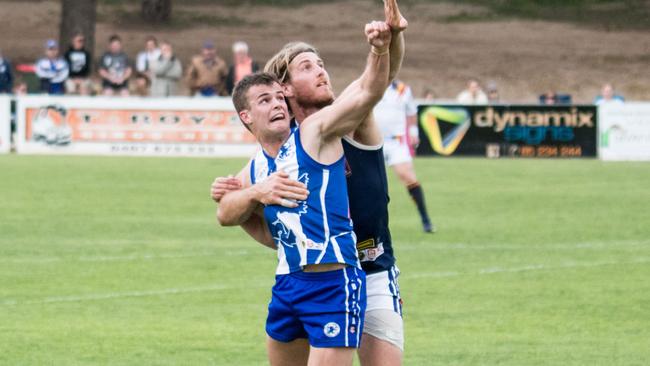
[342,136,395,274]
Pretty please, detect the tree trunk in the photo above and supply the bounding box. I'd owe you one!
[141,0,172,23]
[59,0,97,58]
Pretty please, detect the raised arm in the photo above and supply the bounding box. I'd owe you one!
[301,21,392,148]
[384,0,407,82]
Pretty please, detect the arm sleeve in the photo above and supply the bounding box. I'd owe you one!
[405,87,417,117]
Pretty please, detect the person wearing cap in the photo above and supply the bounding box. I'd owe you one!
[185,40,228,97]
[35,39,69,95]
[225,41,259,95]
[98,34,133,96]
[64,32,93,95]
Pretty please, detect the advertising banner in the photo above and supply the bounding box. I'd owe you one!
[0,96,10,154]
[15,96,257,157]
[416,104,598,158]
[599,103,650,161]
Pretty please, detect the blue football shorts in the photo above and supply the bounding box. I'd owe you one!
[266,266,366,348]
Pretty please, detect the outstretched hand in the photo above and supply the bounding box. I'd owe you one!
[384,0,408,32]
[365,21,392,50]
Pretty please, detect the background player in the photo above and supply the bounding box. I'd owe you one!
[373,80,435,233]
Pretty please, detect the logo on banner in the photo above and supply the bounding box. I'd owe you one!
[419,107,470,156]
[30,104,72,145]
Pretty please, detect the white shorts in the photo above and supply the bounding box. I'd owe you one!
[383,137,412,166]
[364,266,404,350]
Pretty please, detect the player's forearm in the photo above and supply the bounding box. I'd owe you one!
[216,187,261,226]
[359,46,391,103]
[388,31,404,82]
[241,214,277,250]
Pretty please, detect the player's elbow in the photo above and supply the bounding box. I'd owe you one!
[216,208,238,226]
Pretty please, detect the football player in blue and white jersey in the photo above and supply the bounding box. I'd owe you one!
[212,2,408,365]
[216,19,394,366]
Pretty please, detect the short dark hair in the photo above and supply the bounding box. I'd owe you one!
[232,72,280,114]
[109,34,121,43]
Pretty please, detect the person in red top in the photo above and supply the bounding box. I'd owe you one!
[226,41,259,95]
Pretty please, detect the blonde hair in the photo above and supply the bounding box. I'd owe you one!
[264,42,320,84]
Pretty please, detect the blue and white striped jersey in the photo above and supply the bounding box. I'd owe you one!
[250,126,360,274]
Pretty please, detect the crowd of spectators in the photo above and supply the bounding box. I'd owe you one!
[0,33,628,105]
[445,79,625,106]
[0,33,259,98]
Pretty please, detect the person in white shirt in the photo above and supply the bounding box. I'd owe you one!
[134,35,161,96]
[456,79,488,104]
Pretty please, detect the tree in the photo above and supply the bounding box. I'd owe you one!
[59,0,97,57]
[141,0,172,23]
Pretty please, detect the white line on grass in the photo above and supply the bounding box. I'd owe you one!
[398,240,650,251]
[0,249,253,264]
[4,240,648,264]
[407,257,650,279]
[1,282,270,307]
[4,258,648,307]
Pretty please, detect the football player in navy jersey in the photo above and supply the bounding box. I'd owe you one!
[213,2,408,365]
[216,17,393,366]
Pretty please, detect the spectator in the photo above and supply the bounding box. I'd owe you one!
[64,32,93,95]
[35,39,69,95]
[422,88,435,101]
[486,80,500,103]
[134,35,160,96]
[150,41,182,97]
[13,80,27,95]
[226,41,259,95]
[456,79,488,104]
[98,34,132,96]
[540,90,557,105]
[186,40,228,96]
[594,83,624,105]
[0,50,13,94]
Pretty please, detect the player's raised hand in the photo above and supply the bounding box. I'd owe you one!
[252,171,309,208]
[384,0,408,32]
[365,21,392,50]
[211,175,242,203]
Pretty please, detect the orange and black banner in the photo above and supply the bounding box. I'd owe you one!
[416,104,598,158]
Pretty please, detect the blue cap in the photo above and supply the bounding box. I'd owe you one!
[45,39,58,49]
[202,40,214,49]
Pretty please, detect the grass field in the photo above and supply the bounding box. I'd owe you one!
[1,155,649,365]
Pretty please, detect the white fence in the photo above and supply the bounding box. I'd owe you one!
[0,96,10,154]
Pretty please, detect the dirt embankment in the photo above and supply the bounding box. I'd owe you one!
[1,1,648,102]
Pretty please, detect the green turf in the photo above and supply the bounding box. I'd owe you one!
[1,155,649,365]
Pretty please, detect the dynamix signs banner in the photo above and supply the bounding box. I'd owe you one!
[15,96,257,157]
[599,103,650,161]
[417,104,598,158]
[0,96,10,154]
